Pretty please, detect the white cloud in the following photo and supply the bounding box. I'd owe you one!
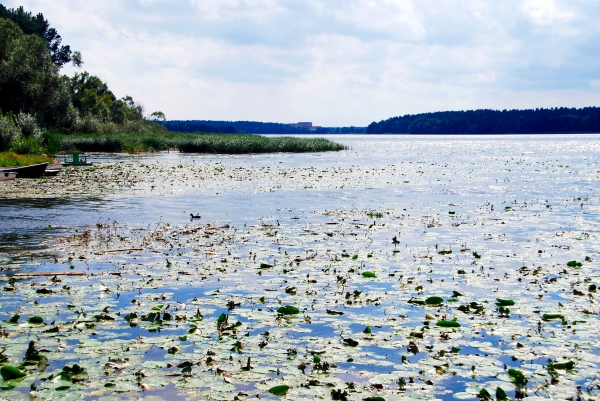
[5,0,600,125]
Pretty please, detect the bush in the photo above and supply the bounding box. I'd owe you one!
[14,113,41,139]
[10,136,44,154]
[0,114,20,151]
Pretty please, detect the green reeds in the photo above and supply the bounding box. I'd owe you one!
[176,134,347,154]
[51,132,347,154]
[0,152,54,167]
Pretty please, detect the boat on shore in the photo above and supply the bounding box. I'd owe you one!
[0,162,48,179]
[1,171,17,181]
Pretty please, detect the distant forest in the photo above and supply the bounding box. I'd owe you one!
[367,107,600,134]
[166,120,366,134]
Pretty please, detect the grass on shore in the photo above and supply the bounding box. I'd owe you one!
[0,152,54,167]
[45,132,348,154]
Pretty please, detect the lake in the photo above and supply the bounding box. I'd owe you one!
[0,134,599,400]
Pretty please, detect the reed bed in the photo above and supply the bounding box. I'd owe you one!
[0,152,54,167]
[52,132,347,154]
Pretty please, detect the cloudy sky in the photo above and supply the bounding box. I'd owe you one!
[7,0,600,126]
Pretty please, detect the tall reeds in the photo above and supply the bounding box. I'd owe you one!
[51,132,347,154]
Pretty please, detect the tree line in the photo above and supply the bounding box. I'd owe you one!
[166,121,366,134]
[366,108,600,134]
[0,5,164,154]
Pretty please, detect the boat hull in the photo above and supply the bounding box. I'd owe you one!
[0,163,48,179]
[0,171,17,181]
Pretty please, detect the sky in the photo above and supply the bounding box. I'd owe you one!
[6,0,600,126]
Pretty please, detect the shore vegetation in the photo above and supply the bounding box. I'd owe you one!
[0,152,53,167]
[45,132,347,154]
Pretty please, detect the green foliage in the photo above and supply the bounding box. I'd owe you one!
[48,132,345,154]
[425,296,444,305]
[507,368,528,386]
[0,5,72,66]
[0,152,53,167]
[268,385,290,396]
[177,134,347,154]
[0,113,19,151]
[367,106,600,134]
[0,19,70,126]
[436,318,461,327]
[0,365,26,380]
[10,135,43,154]
[276,305,299,315]
[28,316,43,324]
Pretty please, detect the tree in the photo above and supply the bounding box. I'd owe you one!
[0,5,73,66]
[0,19,71,126]
[150,111,166,123]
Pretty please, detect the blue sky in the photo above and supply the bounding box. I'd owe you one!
[8,0,600,126]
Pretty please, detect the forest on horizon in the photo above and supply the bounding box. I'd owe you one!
[366,107,600,134]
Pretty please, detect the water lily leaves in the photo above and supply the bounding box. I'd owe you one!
[425,296,444,305]
[352,254,359,260]
[436,318,461,328]
[260,263,273,269]
[362,271,376,278]
[408,298,425,305]
[507,368,528,386]
[363,325,372,334]
[268,384,290,396]
[567,260,582,268]
[478,388,492,400]
[217,312,228,328]
[542,313,565,323]
[60,364,88,382]
[277,305,299,315]
[7,314,19,323]
[343,338,359,347]
[548,360,575,370]
[363,397,386,401]
[496,299,515,306]
[496,387,509,400]
[28,316,43,324]
[0,366,26,381]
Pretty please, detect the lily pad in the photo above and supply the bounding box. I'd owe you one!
[0,366,26,381]
[268,385,290,396]
[277,305,299,315]
[425,296,444,305]
[28,316,44,324]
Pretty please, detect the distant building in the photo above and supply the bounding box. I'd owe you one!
[287,122,322,131]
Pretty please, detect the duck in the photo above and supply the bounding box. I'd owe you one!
[190,213,201,219]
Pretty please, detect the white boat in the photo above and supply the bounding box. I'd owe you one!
[0,171,17,181]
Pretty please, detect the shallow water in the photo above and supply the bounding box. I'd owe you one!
[1,134,599,400]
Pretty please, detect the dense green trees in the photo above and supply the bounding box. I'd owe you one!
[367,108,600,134]
[0,5,74,67]
[0,5,164,153]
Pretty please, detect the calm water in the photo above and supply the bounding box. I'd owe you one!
[2,134,599,265]
[0,134,599,400]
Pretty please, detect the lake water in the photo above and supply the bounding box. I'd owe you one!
[0,135,599,400]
